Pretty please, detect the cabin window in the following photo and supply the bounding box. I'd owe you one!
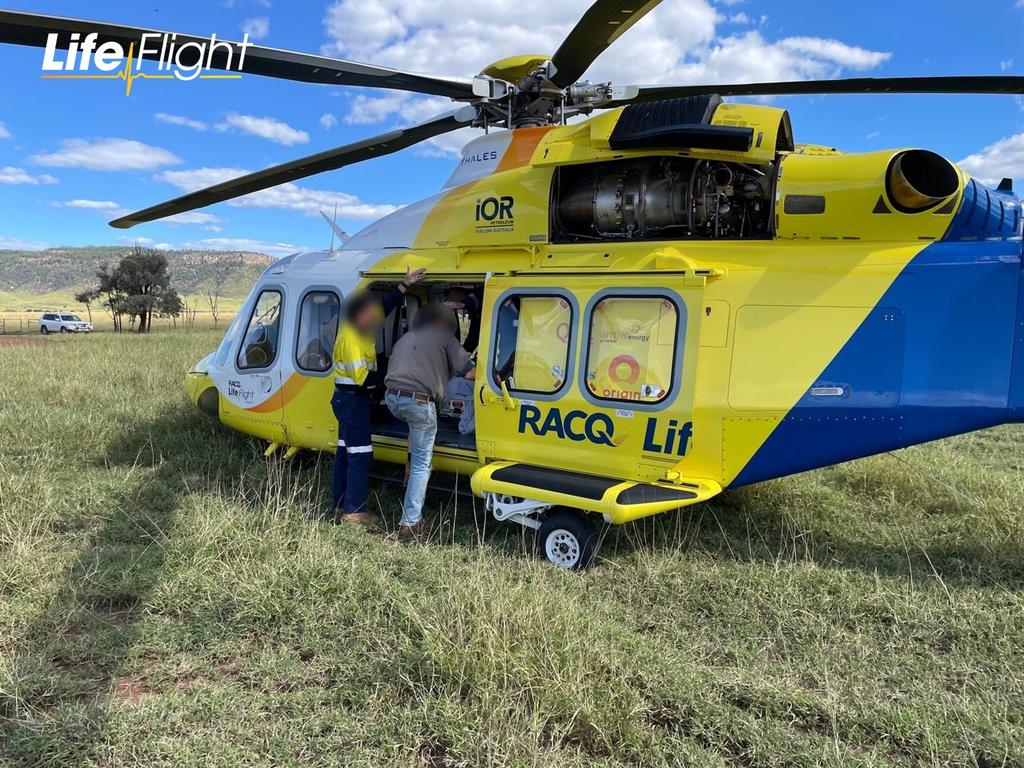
[584,295,679,405]
[492,293,573,395]
[295,290,341,373]
[237,289,283,370]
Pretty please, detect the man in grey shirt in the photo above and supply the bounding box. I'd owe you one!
[384,302,475,540]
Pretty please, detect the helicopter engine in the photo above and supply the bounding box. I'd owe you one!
[553,157,774,242]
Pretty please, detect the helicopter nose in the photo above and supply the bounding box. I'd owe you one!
[185,369,220,419]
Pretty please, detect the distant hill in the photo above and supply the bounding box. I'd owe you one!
[0,247,272,302]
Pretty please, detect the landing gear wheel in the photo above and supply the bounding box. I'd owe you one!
[537,511,598,570]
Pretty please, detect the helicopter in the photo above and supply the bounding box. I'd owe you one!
[3,1,1023,569]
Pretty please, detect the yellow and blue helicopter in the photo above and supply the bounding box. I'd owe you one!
[4,1,1023,567]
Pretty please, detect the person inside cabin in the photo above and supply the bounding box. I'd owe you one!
[444,285,483,352]
[330,266,426,525]
[384,302,476,540]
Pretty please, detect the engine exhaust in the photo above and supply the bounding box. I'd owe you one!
[887,149,959,212]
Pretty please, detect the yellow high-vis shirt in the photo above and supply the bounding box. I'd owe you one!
[332,323,377,387]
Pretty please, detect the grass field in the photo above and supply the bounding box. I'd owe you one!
[1,331,1022,767]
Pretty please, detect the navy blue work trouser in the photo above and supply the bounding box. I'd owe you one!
[331,387,373,514]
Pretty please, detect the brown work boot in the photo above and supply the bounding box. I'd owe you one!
[398,520,428,542]
[337,511,381,528]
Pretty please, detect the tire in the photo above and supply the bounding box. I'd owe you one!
[59,326,68,334]
[40,325,48,335]
[536,510,598,570]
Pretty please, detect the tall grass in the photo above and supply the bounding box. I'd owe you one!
[1,332,1022,766]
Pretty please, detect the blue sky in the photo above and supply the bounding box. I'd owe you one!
[1,0,1023,256]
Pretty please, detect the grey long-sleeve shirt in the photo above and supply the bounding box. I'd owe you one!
[384,326,473,402]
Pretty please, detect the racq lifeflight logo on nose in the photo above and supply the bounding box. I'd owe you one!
[40,31,253,96]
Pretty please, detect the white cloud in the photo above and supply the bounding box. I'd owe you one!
[117,236,175,249]
[324,0,889,133]
[1001,59,1014,72]
[242,16,270,40]
[345,93,453,125]
[0,121,9,139]
[59,199,223,230]
[0,236,49,250]
[728,12,750,24]
[322,1,887,84]
[320,113,338,129]
[162,211,225,232]
[157,167,399,219]
[216,113,310,145]
[959,133,1024,186]
[774,37,890,70]
[183,237,305,258]
[156,112,208,131]
[29,138,180,171]
[62,199,120,210]
[323,0,720,83]
[0,166,59,185]
[343,93,477,154]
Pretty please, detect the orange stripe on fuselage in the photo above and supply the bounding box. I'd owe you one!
[247,372,309,413]
[495,126,552,172]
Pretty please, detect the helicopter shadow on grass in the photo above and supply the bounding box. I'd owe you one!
[0,406,302,766]
[1,453,184,764]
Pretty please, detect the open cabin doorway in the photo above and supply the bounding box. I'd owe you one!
[364,276,487,456]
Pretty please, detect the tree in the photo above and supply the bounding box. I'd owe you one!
[96,262,127,332]
[87,247,182,333]
[202,256,238,328]
[157,290,184,328]
[74,288,99,323]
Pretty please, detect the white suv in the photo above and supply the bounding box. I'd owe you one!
[39,312,93,334]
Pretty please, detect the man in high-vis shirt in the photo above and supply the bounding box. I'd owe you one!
[330,267,425,524]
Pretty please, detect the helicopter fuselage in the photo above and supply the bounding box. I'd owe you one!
[186,102,1024,523]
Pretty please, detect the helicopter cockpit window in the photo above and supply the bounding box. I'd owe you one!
[295,291,341,373]
[492,294,572,395]
[237,289,282,370]
[585,296,679,405]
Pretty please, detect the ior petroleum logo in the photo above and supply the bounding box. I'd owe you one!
[40,31,253,96]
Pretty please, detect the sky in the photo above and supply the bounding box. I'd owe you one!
[1,0,1023,257]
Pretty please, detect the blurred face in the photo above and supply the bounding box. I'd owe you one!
[353,303,381,334]
[434,307,456,334]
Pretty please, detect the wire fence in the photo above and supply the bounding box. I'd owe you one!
[0,311,237,335]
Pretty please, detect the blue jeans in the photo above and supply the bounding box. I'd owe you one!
[384,391,437,527]
[331,388,373,514]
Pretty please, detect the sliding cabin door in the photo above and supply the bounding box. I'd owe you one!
[475,274,704,484]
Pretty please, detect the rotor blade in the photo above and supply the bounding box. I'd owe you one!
[606,76,1024,106]
[109,107,477,229]
[549,0,663,89]
[0,9,474,98]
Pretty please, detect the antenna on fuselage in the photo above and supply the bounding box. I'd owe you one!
[320,204,349,251]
